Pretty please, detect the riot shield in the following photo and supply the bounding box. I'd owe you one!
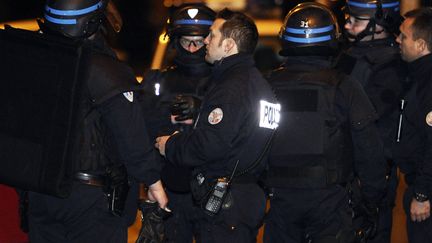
[0,27,85,198]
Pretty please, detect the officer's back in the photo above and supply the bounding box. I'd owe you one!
[19,1,168,243]
[263,3,387,243]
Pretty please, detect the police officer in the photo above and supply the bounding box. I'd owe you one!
[138,4,215,242]
[27,1,167,242]
[395,7,432,243]
[155,8,279,243]
[263,3,387,243]
[339,1,404,242]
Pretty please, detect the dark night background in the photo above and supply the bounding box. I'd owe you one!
[0,0,330,75]
[1,0,432,75]
[0,0,169,75]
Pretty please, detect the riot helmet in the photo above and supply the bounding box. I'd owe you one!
[166,4,215,68]
[279,2,340,56]
[344,0,401,40]
[167,4,216,39]
[41,0,107,39]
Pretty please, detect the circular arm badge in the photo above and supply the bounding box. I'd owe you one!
[426,111,432,127]
[208,108,223,125]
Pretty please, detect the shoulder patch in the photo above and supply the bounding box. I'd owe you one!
[208,108,223,125]
[123,91,134,102]
[426,111,432,127]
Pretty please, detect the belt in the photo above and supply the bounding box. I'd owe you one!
[266,166,341,188]
[74,172,105,187]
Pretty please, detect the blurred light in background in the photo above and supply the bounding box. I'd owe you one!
[0,0,427,74]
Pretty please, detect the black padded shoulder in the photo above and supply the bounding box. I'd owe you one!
[84,50,139,105]
[363,46,399,68]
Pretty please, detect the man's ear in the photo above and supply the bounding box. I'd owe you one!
[222,37,236,53]
[416,38,429,54]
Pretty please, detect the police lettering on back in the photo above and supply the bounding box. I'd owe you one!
[260,100,280,130]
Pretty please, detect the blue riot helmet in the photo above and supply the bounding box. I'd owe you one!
[345,0,401,40]
[40,0,107,39]
[167,4,216,39]
[279,2,341,56]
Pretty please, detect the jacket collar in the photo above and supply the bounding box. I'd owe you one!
[211,53,254,80]
[407,53,432,82]
[282,56,333,72]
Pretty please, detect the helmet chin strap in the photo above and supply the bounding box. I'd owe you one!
[347,0,387,43]
[347,18,383,43]
[173,38,209,75]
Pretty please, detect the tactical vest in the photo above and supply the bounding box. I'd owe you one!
[352,50,399,88]
[70,48,140,174]
[266,69,353,188]
[337,44,403,160]
[336,45,400,88]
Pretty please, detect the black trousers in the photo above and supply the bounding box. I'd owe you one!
[192,183,266,243]
[164,190,199,243]
[264,185,355,243]
[367,166,398,243]
[28,183,132,243]
[403,186,432,243]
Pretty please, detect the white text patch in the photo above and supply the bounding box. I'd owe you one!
[259,100,280,129]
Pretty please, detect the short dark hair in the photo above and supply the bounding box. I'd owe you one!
[405,7,432,51]
[216,8,258,54]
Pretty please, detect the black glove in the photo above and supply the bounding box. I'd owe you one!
[136,200,172,243]
[353,203,379,242]
[170,94,201,121]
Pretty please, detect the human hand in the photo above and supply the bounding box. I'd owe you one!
[154,136,170,156]
[410,199,430,222]
[147,180,168,209]
[136,199,172,243]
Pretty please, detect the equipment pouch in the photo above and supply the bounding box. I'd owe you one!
[190,172,214,204]
[104,164,130,216]
[190,173,230,216]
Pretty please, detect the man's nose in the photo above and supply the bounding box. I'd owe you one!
[187,45,200,53]
[204,35,210,45]
[344,21,352,30]
[395,35,401,44]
